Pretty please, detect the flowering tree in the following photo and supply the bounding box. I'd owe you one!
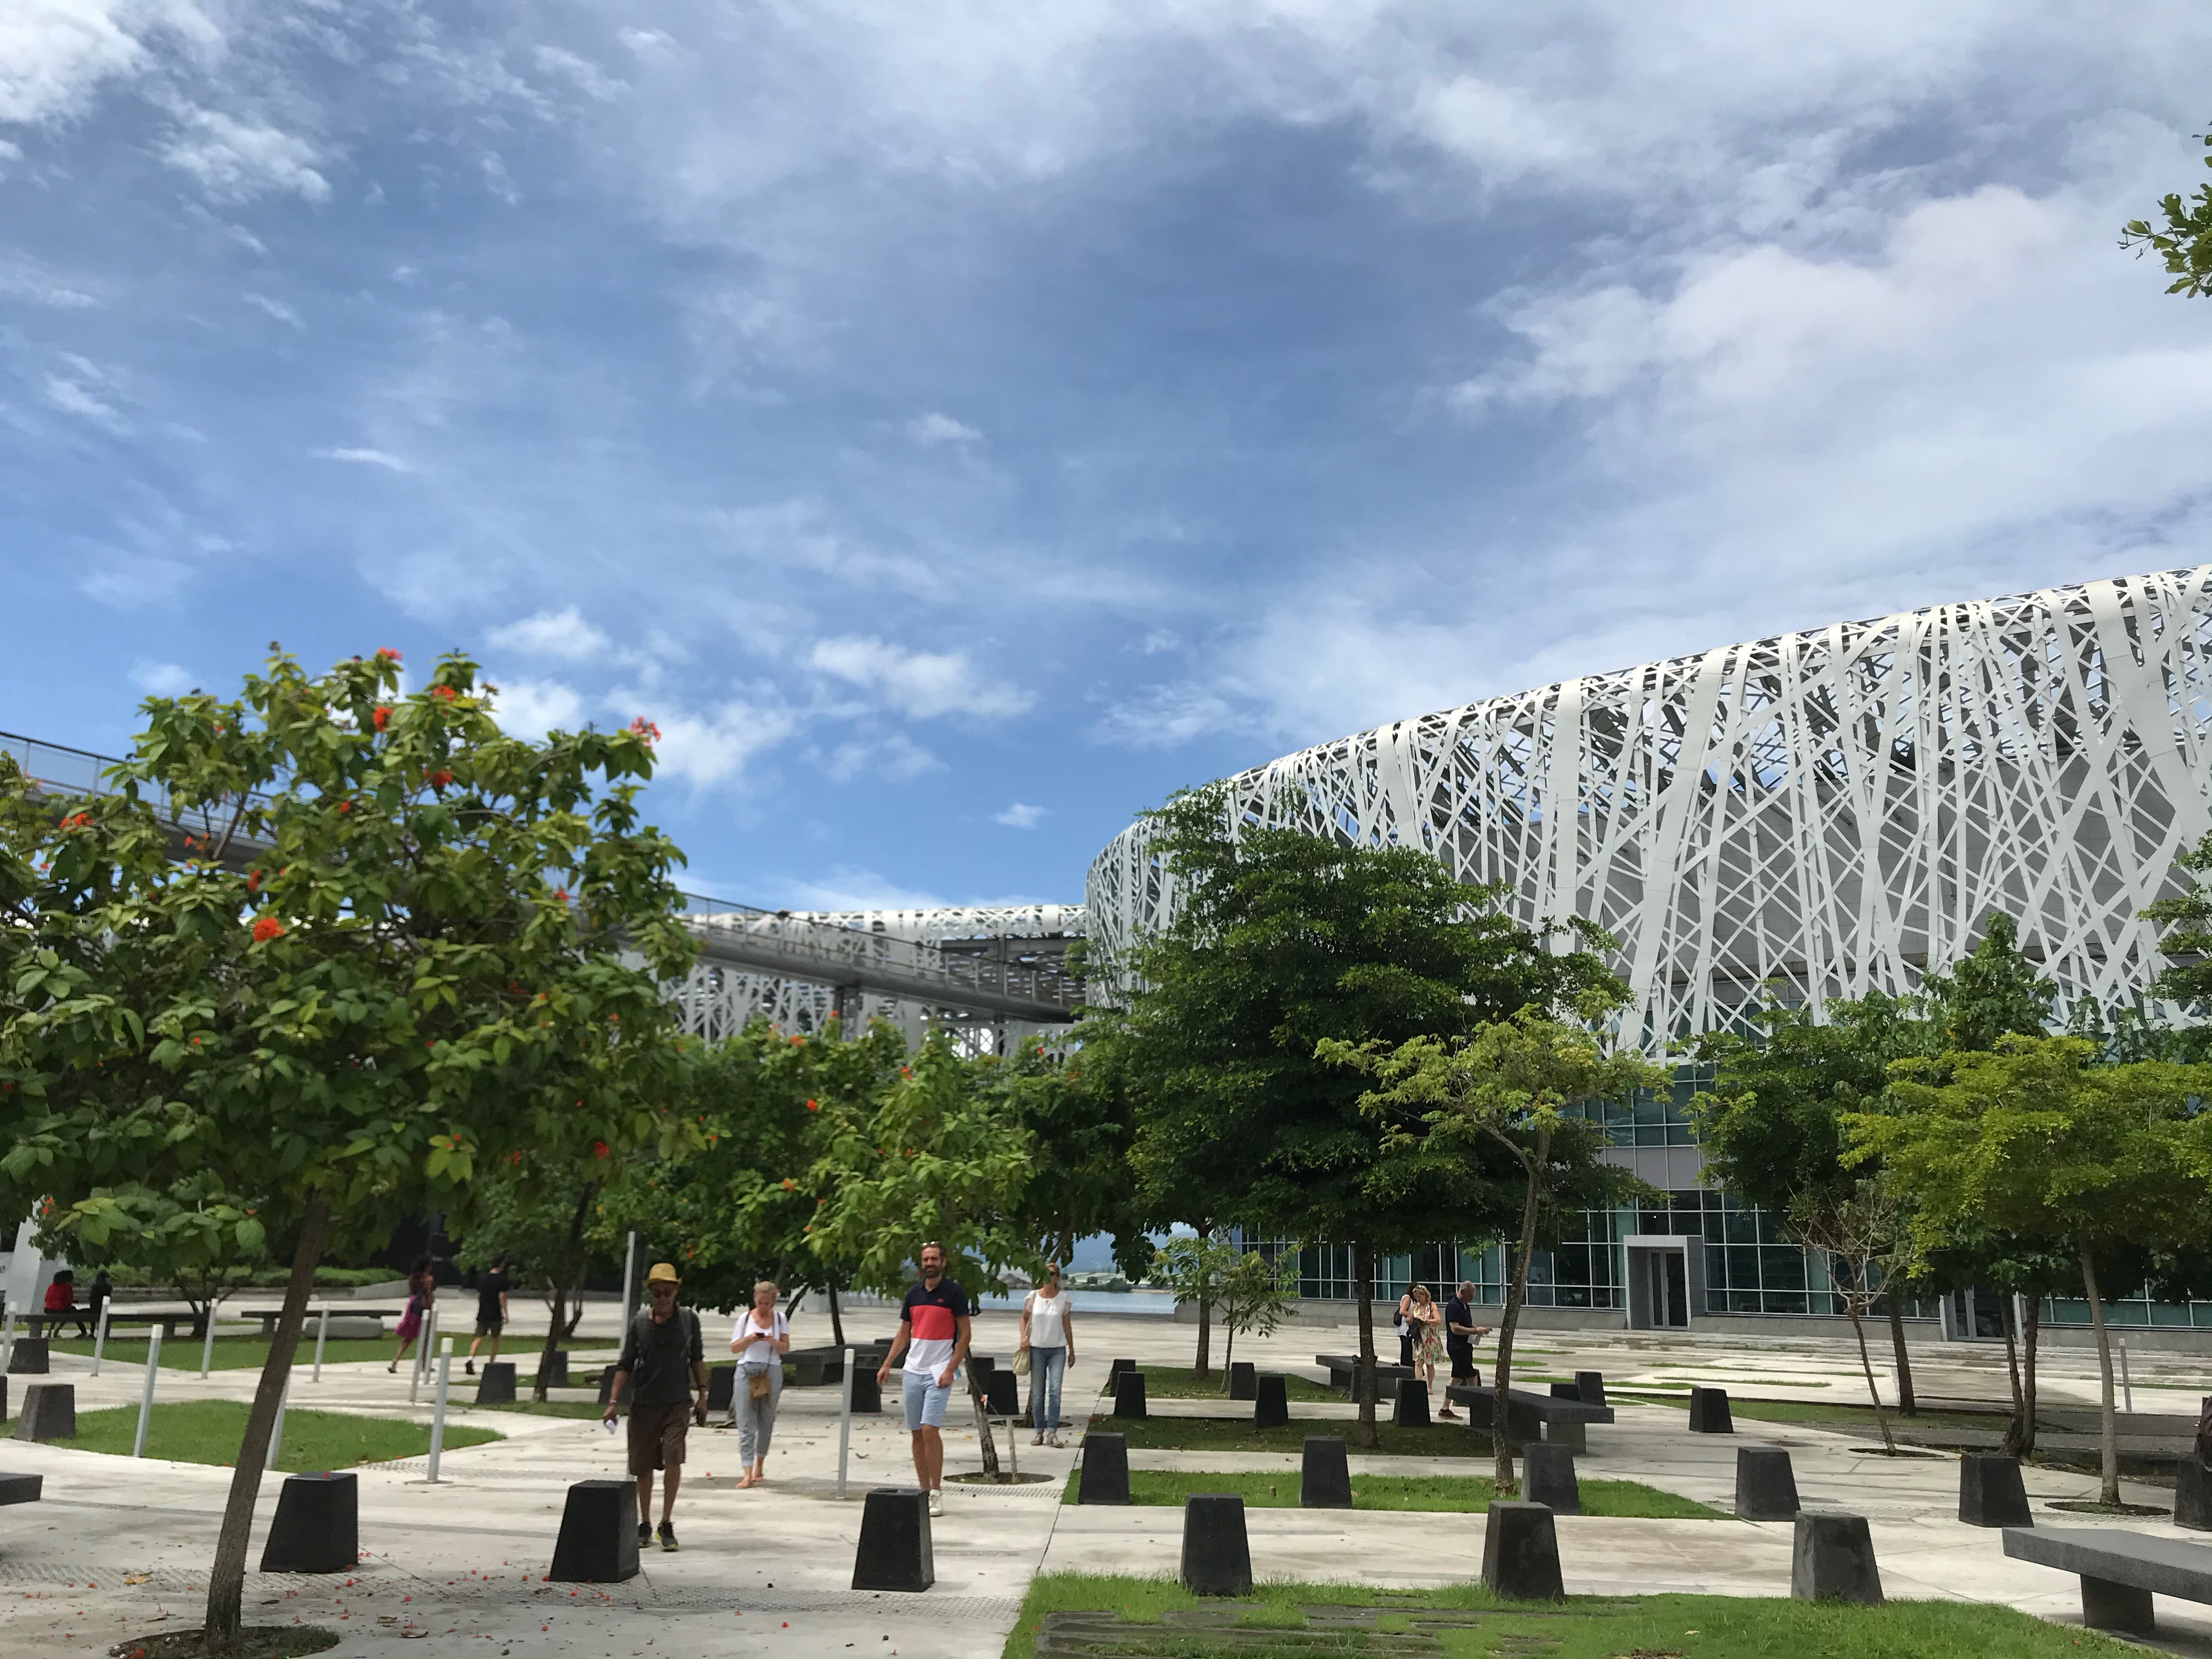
[0,648,696,1651]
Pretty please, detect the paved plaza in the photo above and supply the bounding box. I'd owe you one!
[1,1302,2209,1656]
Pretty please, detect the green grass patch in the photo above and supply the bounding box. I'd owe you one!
[1630,1395,2007,1432]
[1000,1575,2137,1659]
[1058,1468,1721,1517]
[49,1335,404,1370]
[1087,1415,1490,1458]
[1106,1367,1342,1404]
[57,1399,500,1471]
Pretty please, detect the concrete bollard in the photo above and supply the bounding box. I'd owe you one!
[851,1487,934,1592]
[2173,1458,2210,1532]
[1523,1443,1581,1515]
[1113,1370,1148,1419]
[1299,1436,1352,1508]
[983,1370,1020,1418]
[1077,1433,1130,1505]
[473,1361,517,1407]
[1791,1512,1883,1604]
[1180,1494,1252,1596]
[0,1376,7,1423]
[1227,1361,1256,1401]
[850,1368,883,1414]
[1392,1379,1430,1428]
[1252,1374,1289,1428]
[1576,1372,1606,1407]
[1549,1381,1581,1400]
[5,1340,49,1376]
[1735,1446,1800,1520]
[539,1351,569,1388]
[11,1383,74,1442]
[707,1364,736,1413]
[1687,1386,1734,1434]
[550,1480,642,1583]
[1481,1501,1565,1601]
[258,1472,358,1573]
[1959,1453,2033,1528]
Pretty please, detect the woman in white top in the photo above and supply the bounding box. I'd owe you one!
[1016,1261,1077,1447]
[729,1279,791,1488]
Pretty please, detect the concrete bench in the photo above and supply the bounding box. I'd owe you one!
[100,1306,405,1341]
[787,1344,892,1387]
[1314,1355,1414,1400]
[1444,1384,1614,1451]
[2004,1526,2212,1635]
[0,1473,41,1507]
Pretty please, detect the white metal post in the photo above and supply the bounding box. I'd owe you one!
[411,1305,434,1405]
[427,1338,453,1482]
[619,1232,639,1333]
[133,1328,163,1458]
[199,1304,219,1378]
[92,1302,110,1375]
[2120,1340,2134,1414]
[836,1346,855,1500]
[268,1375,292,1471]
[312,1305,330,1383]
[2,1305,16,1373]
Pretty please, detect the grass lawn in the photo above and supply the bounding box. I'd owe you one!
[59,1400,500,1471]
[1088,1414,1491,1458]
[1001,1575,2135,1659]
[1102,1367,1341,1404]
[46,1334,619,1376]
[1059,1468,1722,1517]
[1623,1394,2011,1432]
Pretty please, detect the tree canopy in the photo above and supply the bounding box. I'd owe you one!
[2122,126,2212,297]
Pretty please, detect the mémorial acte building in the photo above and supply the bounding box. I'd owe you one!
[1086,567,2212,1347]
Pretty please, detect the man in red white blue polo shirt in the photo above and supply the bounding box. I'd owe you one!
[876,1240,972,1516]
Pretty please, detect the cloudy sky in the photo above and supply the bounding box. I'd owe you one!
[4,2,2210,909]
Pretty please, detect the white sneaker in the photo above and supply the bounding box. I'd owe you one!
[927,1490,944,1517]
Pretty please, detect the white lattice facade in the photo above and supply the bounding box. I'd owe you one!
[1087,568,2212,1048]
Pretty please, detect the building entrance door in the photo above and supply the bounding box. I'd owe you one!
[1624,1235,1700,1330]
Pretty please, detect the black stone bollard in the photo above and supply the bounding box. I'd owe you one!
[1687,1386,1734,1434]
[1959,1453,2033,1528]
[1077,1433,1130,1505]
[258,1472,358,1573]
[1180,1494,1252,1596]
[5,1340,49,1376]
[1790,1512,1882,1604]
[539,1351,569,1388]
[0,1472,40,1505]
[707,1364,736,1413]
[984,1370,1021,1418]
[1113,1370,1148,1419]
[851,1487,935,1592]
[1481,1501,1565,1601]
[1392,1379,1430,1428]
[1227,1361,1256,1401]
[851,1367,884,1414]
[473,1362,517,1406]
[596,1366,619,1407]
[549,1480,641,1584]
[1523,1444,1581,1515]
[1107,1357,1134,1392]
[11,1383,73,1443]
[1549,1382,1581,1400]
[1735,1446,1800,1521]
[1252,1373,1290,1427]
[1576,1371,1606,1407]
[2175,1458,2211,1531]
[0,1376,7,1422]
[1300,1436,1352,1508]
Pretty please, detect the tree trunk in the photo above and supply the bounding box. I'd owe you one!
[2019,1295,2041,1458]
[966,1356,1000,1477]
[1884,1289,1916,1417]
[203,1193,330,1651]
[1842,1296,1895,1453]
[828,1282,845,1348]
[1352,1239,1379,1452]
[1222,1321,1236,1392]
[538,1277,565,1405]
[539,1184,592,1402]
[1493,1167,1543,1495]
[1999,1292,2027,1459]
[2078,1242,2121,1506]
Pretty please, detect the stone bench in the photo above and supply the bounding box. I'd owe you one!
[1314,1355,1414,1400]
[2004,1526,2212,1635]
[1444,1384,1614,1451]
[0,1473,41,1508]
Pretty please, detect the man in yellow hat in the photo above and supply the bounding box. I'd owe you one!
[603,1261,708,1551]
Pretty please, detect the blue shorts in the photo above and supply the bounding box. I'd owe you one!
[902,1370,952,1431]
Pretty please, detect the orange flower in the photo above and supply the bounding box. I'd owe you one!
[375,647,403,662]
[430,685,456,702]
[371,706,391,731]
[805,1098,819,1111]
[251,917,285,943]
[430,769,453,788]
[593,1141,610,1159]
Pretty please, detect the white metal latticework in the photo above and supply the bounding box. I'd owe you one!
[1086,567,2212,1048]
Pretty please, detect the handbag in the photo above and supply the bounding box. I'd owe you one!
[748,1370,772,1401]
[1012,1346,1032,1376]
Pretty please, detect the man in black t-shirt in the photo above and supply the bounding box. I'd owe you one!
[466,1256,510,1376]
[603,1262,709,1551]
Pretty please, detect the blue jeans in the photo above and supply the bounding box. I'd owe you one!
[1029,1346,1066,1432]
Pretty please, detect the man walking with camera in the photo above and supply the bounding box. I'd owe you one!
[602,1261,708,1551]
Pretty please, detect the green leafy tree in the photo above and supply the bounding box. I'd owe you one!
[975,1035,1136,1272]
[456,1164,605,1401]
[2122,126,2212,296]
[0,648,696,1650]
[1783,1178,1908,1452]
[1216,1245,1302,1384]
[1323,1008,1663,1489]
[1096,785,1626,1448]
[2143,830,2212,1004]
[1857,1035,2212,1504]
[1152,1230,1244,1373]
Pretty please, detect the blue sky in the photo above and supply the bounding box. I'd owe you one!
[5,3,2212,911]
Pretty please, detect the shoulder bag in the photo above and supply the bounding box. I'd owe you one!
[1011,1293,1033,1374]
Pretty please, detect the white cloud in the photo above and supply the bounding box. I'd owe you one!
[161,108,330,203]
[0,0,216,126]
[315,447,410,472]
[808,635,1031,720]
[129,658,193,695]
[488,606,611,663]
[488,677,585,737]
[44,374,125,430]
[0,262,95,308]
[644,698,800,788]
[994,802,1047,829]
[244,292,302,327]
[825,732,943,783]
[906,410,983,447]
[1094,681,1247,748]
